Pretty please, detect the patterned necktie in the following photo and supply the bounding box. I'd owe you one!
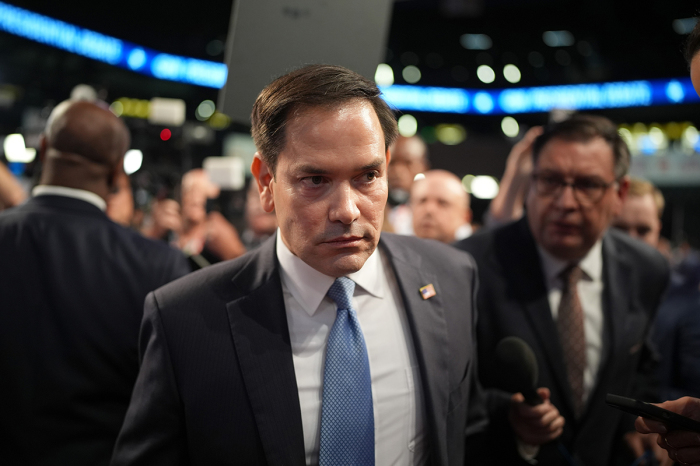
[318,277,374,466]
[557,264,587,418]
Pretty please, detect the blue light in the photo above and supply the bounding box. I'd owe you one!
[666,80,685,103]
[0,1,227,88]
[473,92,494,113]
[127,48,146,70]
[380,78,700,115]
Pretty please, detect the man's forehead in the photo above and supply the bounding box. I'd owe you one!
[537,137,615,174]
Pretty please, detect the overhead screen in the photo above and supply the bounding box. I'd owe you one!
[217,0,394,124]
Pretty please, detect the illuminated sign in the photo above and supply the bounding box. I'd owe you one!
[380,78,700,115]
[0,1,228,88]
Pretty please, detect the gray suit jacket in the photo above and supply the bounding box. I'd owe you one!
[111,233,486,465]
[456,218,669,466]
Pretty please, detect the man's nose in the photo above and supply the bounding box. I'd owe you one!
[553,184,579,209]
[329,184,361,224]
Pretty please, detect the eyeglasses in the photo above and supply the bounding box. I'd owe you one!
[531,173,617,205]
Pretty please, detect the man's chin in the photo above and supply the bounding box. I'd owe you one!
[307,250,373,278]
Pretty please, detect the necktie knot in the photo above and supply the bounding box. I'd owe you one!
[327,277,355,310]
[560,264,583,291]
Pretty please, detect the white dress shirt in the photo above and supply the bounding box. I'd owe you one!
[32,185,107,211]
[537,239,604,405]
[276,232,427,466]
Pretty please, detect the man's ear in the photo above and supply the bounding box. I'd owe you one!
[251,153,275,213]
[613,175,630,216]
[108,158,124,194]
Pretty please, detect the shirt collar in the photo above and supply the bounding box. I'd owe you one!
[276,229,385,316]
[32,185,107,211]
[537,238,603,283]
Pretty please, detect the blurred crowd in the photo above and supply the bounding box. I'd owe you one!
[1,22,700,466]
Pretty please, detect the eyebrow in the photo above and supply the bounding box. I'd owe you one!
[292,158,385,175]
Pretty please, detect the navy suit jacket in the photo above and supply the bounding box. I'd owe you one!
[456,218,669,466]
[111,233,487,465]
[0,195,190,465]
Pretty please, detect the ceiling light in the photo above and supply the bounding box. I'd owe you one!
[471,176,499,199]
[476,65,495,84]
[501,117,519,137]
[397,114,418,137]
[123,149,143,175]
[3,134,36,163]
[503,64,521,83]
[375,64,394,86]
[402,66,421,84]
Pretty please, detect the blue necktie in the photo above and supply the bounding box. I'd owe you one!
[318,277,375,466]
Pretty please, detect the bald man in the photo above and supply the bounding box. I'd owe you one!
[411,169,473,243]
[0,101,190,465]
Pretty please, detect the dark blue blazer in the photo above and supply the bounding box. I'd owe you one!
[456,218,669,466]
[111,233,487,465]
[0,195,190,465]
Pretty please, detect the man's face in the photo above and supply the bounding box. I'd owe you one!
[526,137,628,261]
[252,100,389,277]
[388,137,427,193]
[612,193,661,248]
[411,173,470,244]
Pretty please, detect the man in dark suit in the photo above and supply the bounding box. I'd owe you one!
[457,114,669,466]
[112,64,486,465]
[0,100,190,465]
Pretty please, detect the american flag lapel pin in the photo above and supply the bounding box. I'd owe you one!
[419,284,436,300]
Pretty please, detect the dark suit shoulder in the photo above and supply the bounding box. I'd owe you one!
[381,232,477,271]
[607,228,669,275]
[152,238,275,311]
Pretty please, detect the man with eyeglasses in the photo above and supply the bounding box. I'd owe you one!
[457,114,670,466]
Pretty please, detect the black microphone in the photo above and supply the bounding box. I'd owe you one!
[494,336,543,406]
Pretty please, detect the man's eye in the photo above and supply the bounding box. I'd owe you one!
[541,177,563,187]
[310,176,324,185]
[575,180,604,190]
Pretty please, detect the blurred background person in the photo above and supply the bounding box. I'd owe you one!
[0,100,190,465]
[387,134,429,234]
[458,114,670,466]
[106,169,134,227]
[410,169,473,243]
[613,178,700,402]
[635,17,700,466]
[176,168,246,269]
[0,160,27,211]
[611,177,666,252]
[240,178,277,250]
[487,126,542,227]
[140,196,182,241]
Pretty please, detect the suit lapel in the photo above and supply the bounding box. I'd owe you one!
[496,219,575,415]
[380,236,450,466]
[225,236,306,466]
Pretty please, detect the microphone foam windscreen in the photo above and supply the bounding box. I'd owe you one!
[494,336,539,394]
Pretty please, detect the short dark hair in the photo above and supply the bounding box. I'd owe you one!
[532,114,630,179]
[251,64,398,174]
[685,18,700,65]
